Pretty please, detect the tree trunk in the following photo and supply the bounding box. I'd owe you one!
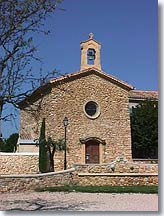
[49,153,54,172]
[0,102,3,138]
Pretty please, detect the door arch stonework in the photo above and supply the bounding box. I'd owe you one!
[80,137,106,164]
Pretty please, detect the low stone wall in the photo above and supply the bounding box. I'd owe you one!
[73,159,158,174]
[72,159,158,187]
[0,169,75,193]
[73,173,158,186]
[133,159,158,164]
[0,153,158,175]
[0,169,158,193]
[0,156,158,192]
[0,153,39,174]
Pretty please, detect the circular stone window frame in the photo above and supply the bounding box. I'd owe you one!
[83,100,101,119]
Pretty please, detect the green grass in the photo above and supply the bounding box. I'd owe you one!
[35,185,158,194]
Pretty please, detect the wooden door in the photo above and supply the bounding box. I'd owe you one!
[85,140,99,164]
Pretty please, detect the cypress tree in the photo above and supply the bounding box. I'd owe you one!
[39,118,48,173]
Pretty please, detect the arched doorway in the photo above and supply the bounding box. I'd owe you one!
[85,140,99,164]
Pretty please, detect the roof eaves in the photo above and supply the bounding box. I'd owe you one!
[18,83,51,109]
[50,67,134,90]
[103,72,134,90]
[18,68,134,109]
[129,90,158,100]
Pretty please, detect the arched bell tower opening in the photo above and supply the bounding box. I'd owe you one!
[87,48,96,65]
[80,33,101,71]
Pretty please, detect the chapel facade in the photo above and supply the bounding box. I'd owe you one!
[18,34,158,171]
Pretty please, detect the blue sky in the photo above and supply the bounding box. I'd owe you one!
[38,0,158,90]
[2,0,158,138]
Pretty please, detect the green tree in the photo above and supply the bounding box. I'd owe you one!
[0,137,5,151]
[39,118,48,173]
[38,118,65,172]
[0,133,19,152]
[5,133,19,152]
[47,137,65,172]
[130,100,158,159]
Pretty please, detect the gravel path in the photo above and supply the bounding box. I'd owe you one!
[0,192,158,211]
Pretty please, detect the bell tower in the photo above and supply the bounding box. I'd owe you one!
[80,33,101,71]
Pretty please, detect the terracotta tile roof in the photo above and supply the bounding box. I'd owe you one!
[129,90,158,100]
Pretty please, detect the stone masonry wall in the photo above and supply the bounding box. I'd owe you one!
[0,169,75,193]
[0,154,158,193]
[73,174,158,187]
[20,73,132,171]
[0,153,158,175]
[0,167,158,193]
[72,160,158,186]
[0,153,39,175]
[73,160,158,174]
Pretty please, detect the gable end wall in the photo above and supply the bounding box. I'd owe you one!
[19,74,132,170]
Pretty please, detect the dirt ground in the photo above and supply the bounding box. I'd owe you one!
[0,191,158,212]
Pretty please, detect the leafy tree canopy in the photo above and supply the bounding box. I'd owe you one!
[0,133,19,152]
[130,100,158,159]
[0,0,64,136]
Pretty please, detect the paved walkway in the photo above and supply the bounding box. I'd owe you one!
[0,192,158,211]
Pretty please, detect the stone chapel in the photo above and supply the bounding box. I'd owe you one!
[18,33,158,171]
